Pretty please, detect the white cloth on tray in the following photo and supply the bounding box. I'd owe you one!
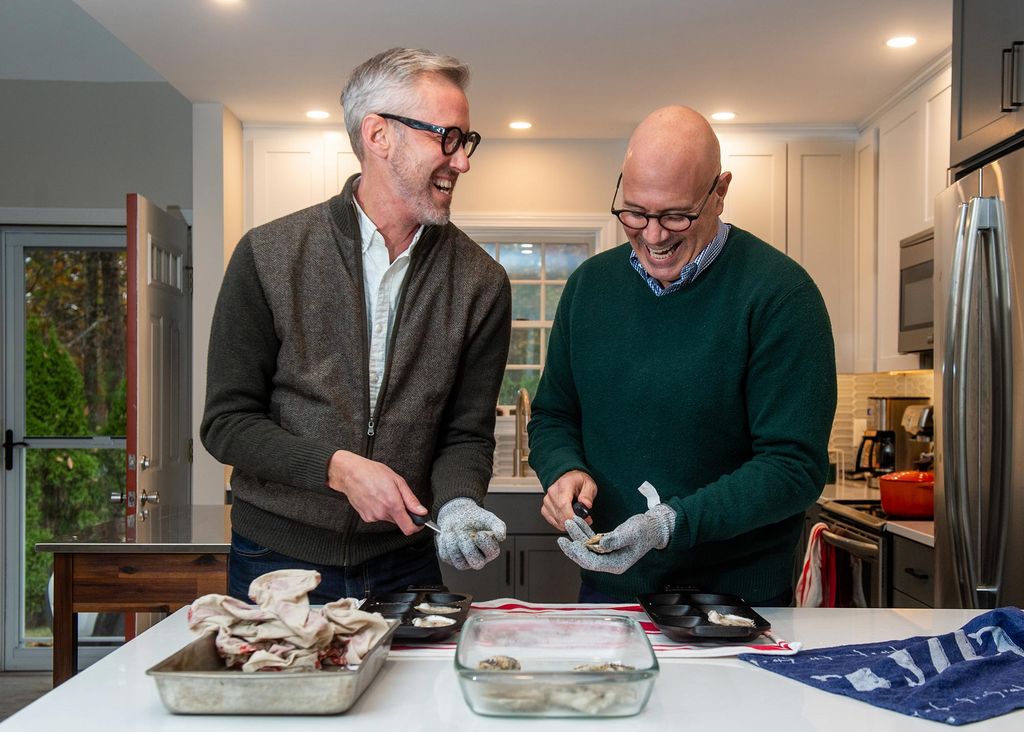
[187,569,390,671]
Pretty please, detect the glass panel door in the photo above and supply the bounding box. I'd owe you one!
[2,228,127,670]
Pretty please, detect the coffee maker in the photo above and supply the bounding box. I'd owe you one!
[851,429,897,480]
[850,396,930,484]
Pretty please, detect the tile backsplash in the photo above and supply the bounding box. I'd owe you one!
[829,370,934,473]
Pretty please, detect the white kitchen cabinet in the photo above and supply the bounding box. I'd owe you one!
[245,127,360,229]
[720,136,855,371]
[874,67,951,372]
[786,141,855,372]
[720,140,787,252]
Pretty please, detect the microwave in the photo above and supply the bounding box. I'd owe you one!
[898,228,934,353]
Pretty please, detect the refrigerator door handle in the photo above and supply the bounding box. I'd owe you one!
[981,196,1013,607]
[946,197,979,607]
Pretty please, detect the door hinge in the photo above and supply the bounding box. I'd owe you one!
[188,437,194,463]
[185,266,194,295]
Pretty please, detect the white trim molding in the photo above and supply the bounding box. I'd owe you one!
[451,212,620,252]
[0,207,194,227]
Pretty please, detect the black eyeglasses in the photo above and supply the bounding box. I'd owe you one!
[610,173,720,232]
[377,113,481,158]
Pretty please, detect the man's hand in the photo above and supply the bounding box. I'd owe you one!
[326,450,425,535]
[557,504,676,575]
[541,470,597,530]
[435,498,507,570]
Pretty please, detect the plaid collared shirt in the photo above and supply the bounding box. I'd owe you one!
[628,220,731,296]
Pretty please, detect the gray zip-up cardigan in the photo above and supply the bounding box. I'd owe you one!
[201,175,512,566]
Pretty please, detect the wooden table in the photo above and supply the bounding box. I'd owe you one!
[37,505,230,686]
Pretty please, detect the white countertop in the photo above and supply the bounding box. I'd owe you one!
[886,520,936,547]
[5,606,1020,731]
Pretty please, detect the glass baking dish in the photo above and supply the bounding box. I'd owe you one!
[454,614,658,718]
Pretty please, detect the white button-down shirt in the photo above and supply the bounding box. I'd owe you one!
[353,196,423,413]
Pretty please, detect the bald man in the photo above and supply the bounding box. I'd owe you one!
[528,107,837,607]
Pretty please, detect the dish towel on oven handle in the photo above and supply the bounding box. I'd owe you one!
[796,521,829,607]
[739,607,1024,726]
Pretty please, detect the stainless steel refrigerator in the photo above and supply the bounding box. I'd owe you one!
[934,144,1024,609]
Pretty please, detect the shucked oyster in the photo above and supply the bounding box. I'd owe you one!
[584,533,613,554]
[706,610,756,627]
[477,655,521,671]
[572,662,635,672]
[414,603,460,614]
[411,614,456,628]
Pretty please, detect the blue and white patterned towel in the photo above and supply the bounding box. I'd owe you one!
[740,607,1024,725]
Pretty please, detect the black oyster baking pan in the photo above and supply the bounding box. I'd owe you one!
[361,588,472,642]
[637,590,771,642]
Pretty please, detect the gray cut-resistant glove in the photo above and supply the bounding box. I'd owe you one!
[436,498,507,570]
[558,504,676,575]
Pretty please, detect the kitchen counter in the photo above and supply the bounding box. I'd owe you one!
[36,505,231,554]
[886,519,935,547]
[4,606,1020,731]
[819,477,879,503]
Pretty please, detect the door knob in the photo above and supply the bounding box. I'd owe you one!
[139,455,151,470]
[141,490,159,506]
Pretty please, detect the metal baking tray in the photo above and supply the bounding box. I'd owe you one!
[146,619,398,715]
[638,590,771,642]
[361,588,471,642]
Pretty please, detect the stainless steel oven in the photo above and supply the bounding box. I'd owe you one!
[898,228,934,353]
[818,500,887,608]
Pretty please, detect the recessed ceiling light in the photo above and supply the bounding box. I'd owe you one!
[306,110,330,120]
[509,121,532,130]
[886,36,917,48]
[711,112,736,121]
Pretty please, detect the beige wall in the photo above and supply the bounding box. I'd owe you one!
[451,139,627,215]
[0,80,192,210]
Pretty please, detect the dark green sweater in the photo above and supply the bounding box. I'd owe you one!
[528,227,837,602]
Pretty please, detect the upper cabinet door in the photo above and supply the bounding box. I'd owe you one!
[718,140,787,252]
[951,0,1024,170]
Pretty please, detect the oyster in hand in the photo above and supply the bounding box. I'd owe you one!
[583,533,613,554]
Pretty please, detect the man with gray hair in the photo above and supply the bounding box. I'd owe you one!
[202,48,511,603]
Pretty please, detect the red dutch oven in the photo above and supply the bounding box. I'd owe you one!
[879,470,935,519]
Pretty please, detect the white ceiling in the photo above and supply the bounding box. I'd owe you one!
[5,0,952,138]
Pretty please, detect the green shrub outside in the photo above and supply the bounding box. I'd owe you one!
[24,318,123,630]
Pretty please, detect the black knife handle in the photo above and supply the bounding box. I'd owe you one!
[409,512,430,526]
[572,501,590,519]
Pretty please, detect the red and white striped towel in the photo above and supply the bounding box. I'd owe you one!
[386,599,801,659]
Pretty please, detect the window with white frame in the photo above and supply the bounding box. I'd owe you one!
[479,239,591,404]
[457,214,618,407]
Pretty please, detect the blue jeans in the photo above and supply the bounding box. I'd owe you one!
[578,583,794,607]
[228,531,443,604]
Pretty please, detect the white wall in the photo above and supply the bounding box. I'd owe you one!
[0,80,192,210]
[192,104,243,505]
[451,139,627,215]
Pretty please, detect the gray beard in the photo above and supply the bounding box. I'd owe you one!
[390,145,451,226]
